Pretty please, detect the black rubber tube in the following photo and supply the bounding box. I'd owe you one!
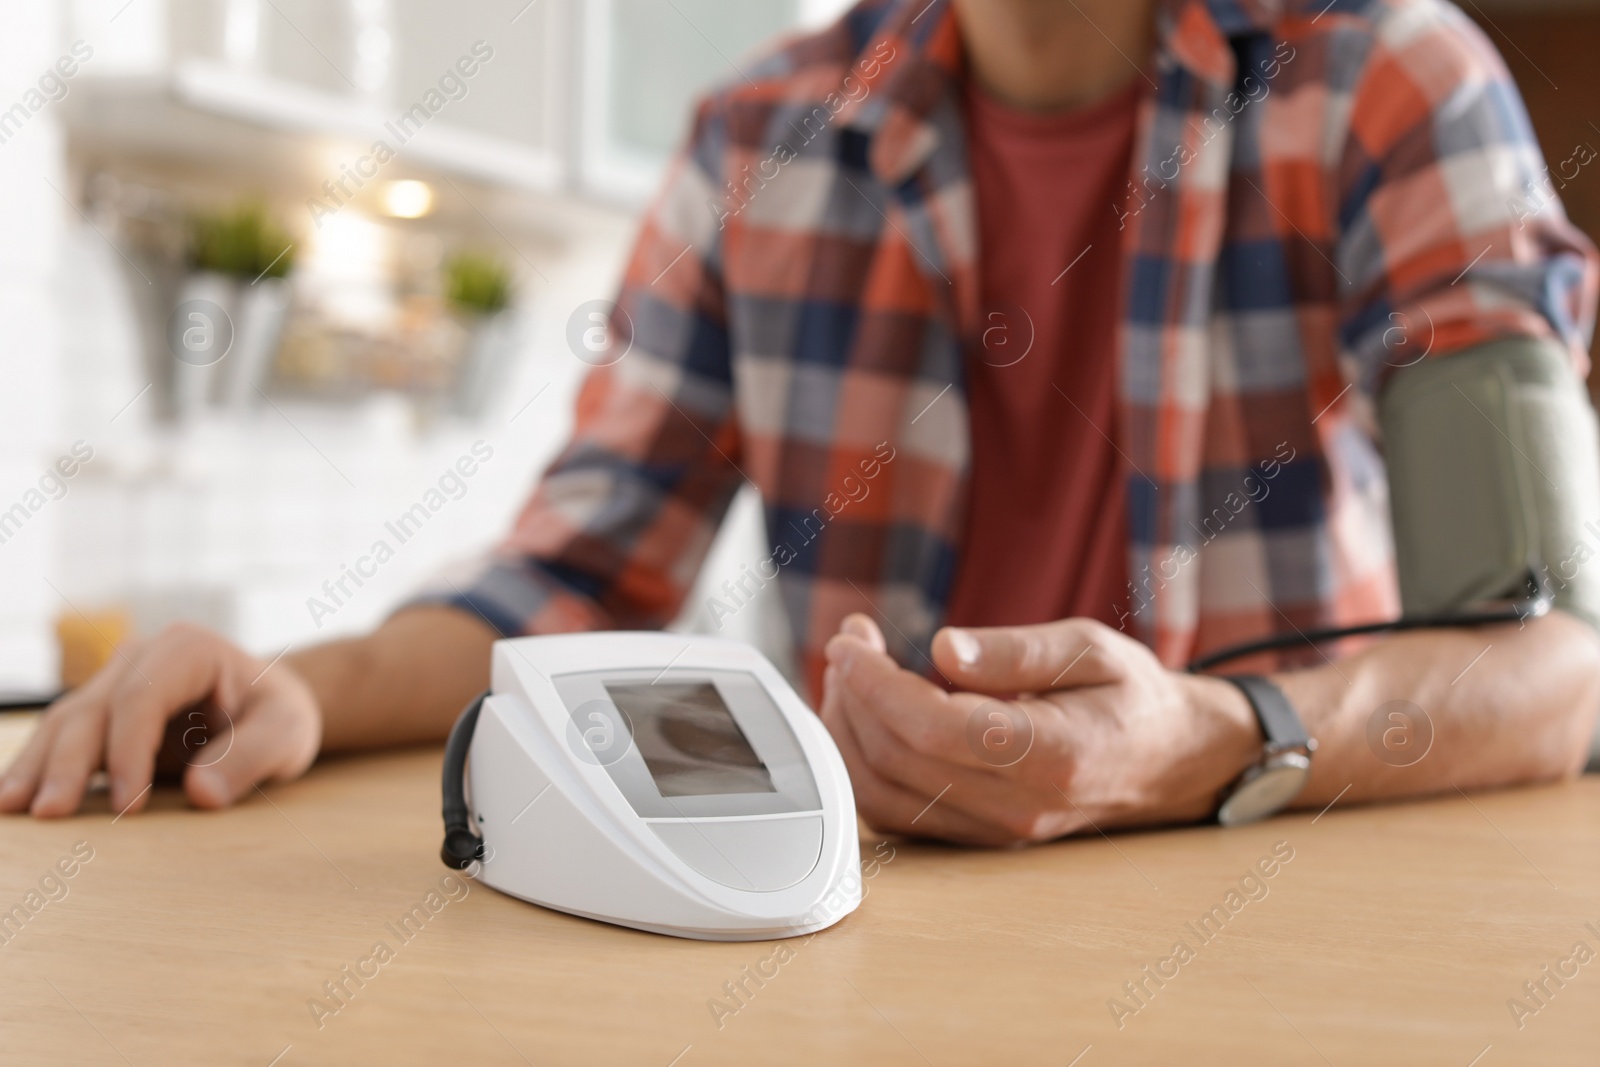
[1187,572,1551,674]
[440,689,490,870]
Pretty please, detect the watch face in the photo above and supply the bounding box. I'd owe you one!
[1217,755,1312,827]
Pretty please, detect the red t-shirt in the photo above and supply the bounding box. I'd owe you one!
[944,80,1139,632]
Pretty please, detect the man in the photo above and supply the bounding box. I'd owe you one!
[6,0,1600,844]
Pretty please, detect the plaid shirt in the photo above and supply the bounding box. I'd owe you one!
[427,0,1597,699]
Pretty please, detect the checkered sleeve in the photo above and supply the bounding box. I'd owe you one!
[407,97,745,639]
[1334,1,1599,398]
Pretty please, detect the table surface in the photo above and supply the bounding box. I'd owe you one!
[2,718,1598,1067]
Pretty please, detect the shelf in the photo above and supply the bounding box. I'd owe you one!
[64,60,563,195]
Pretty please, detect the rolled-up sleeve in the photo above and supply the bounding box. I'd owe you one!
[1334,1,1599,397]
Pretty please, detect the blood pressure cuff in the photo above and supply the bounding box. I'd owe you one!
[1380,336,1600,634]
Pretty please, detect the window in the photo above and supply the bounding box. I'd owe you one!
[578,0,850,202]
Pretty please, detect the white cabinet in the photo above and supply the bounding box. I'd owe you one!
[66,0,568,192]
[64,0,854,203]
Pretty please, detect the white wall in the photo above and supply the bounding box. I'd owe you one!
[45,196,788,682]
[0,1,68,693]
[47,204,639,657]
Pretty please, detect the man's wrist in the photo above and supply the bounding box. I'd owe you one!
[282,640,354,748]
[1171,672,1265,820]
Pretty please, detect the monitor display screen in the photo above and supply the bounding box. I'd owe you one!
[604,681,778,798]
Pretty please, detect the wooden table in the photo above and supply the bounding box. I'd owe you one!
[2,727,1598,1066]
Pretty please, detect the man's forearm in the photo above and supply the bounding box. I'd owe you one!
[1271,610,1600,809]
[285,606,498,753]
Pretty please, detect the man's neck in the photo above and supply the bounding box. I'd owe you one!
[951,0,1157,112]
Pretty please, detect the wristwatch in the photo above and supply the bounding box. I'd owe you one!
[1215,675,1317,827]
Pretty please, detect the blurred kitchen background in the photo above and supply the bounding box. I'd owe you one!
[0,0,858,695]
[0,0,1597,696]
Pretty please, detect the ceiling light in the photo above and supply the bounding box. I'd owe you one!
[382,180,434,219]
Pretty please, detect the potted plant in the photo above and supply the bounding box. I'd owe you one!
[174,200,296,416]
[444,249,519,418]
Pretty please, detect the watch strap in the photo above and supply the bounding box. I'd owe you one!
[1222,674,1313,753]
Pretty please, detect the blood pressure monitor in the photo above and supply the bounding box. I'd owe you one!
[439,633,862,941]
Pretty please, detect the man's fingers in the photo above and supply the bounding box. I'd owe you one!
[827,635,983,765]
[104,686,176,815]
[30,702,110,817]
[184,693,320,810]
[103,630,244,812]
[839,613,887,654]
[851,761,1017,845]
[0,663,126,813]
[820,669,1012,846]
[932,619,1123,694]
[842,694,1045,830]
[835,670,1068,837]
[826,634,1065,836]
[0,624,320,820]
[0,713,61,813]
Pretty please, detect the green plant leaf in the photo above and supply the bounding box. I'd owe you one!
[189,200,296,280]
[444,249,512,314]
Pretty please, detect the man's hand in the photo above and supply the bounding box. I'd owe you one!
[0,623,321,818]
[0,606,495,820]
[820,614,1260,846]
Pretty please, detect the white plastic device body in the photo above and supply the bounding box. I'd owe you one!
[467,632,862,941]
